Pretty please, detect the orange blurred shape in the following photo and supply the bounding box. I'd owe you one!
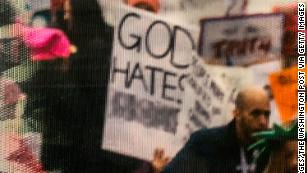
[269,66,306,122]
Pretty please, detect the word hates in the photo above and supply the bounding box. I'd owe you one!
[111,58,188,104]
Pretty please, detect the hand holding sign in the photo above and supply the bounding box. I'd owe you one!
[152,148,170,173]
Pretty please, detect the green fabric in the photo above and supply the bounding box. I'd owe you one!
[248,120,303,161]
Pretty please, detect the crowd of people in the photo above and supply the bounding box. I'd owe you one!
[0,0,304,173]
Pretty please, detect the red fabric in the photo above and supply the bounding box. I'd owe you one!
[127,0,160,13]
[51,0,65,11]
[273,4,306,57]
[6,145,46,173]
[0,133,46,173]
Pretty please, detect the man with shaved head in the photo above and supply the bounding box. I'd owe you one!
[234,87,270,145]
[162,87,271,173]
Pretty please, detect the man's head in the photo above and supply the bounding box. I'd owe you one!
[127,0,160,13]
[234,87,270,145]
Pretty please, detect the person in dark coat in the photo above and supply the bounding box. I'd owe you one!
[162,87,271,173]
[37,0,143,172]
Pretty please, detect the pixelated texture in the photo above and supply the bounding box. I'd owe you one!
[1,1,303,173]
[0,0,45,172]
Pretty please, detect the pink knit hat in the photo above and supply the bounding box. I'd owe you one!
[19,24,72,61]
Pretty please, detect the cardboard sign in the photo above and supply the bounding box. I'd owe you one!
[199,14,284,66]
[102,6,198,160]
[269,66,306,122]
[176,60,253,142]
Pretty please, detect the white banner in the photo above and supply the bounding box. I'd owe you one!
[199,14,283,66]
[102,6,198,160]
[176,60,253,142]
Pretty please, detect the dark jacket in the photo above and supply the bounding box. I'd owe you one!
[35,0,141,172]
[162,120,269,173]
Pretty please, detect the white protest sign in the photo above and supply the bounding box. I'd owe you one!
[102,6,198,160]
[199,14,283,66]
[100,0,247,27]
[177,60,253,142]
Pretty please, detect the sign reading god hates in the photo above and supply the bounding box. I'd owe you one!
[199,14,284,66]
[102,6,198,160]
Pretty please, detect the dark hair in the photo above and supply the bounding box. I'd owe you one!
[0,0,16,27]
[70,0,108,44]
